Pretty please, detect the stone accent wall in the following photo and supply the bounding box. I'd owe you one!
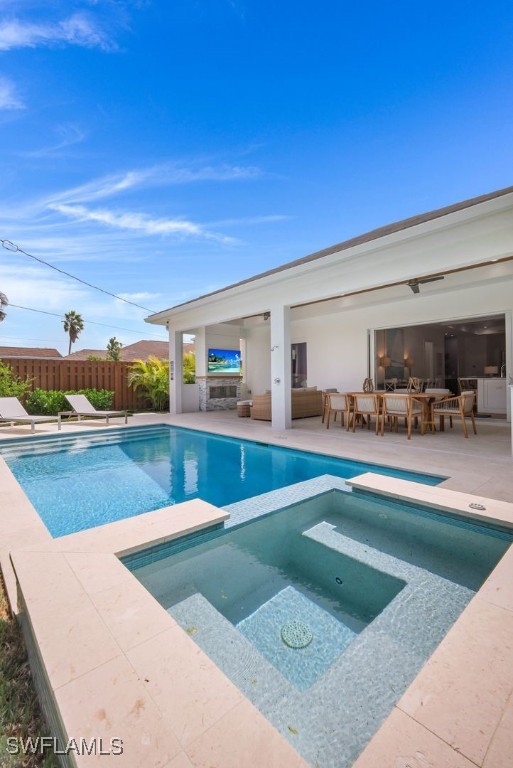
[198,376,242,411]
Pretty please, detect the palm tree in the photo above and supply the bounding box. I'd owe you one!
[63,310,84,355]
[0,292,8,322]
[127,356,169,411]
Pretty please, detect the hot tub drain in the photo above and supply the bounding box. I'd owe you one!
[281,619,313,649]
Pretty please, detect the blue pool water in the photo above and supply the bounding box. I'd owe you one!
[0,424,443,537]
[133,489,512,767]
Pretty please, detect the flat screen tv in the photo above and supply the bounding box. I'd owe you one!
[207,348,241,375]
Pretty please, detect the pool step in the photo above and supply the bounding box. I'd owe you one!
[0,424,169,459]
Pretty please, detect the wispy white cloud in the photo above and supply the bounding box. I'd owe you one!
[50,203,238,243]
[1,157,271,279]
[46,169,161,205]
[0,262,91,312]
[0,13,114,51]
[46,162,262,205]
[209,214,292,227]
[0,260,167,351]
[20,124,86,158]
[117,291,161,303]
[0,75,24,109]
[34,161,264,244]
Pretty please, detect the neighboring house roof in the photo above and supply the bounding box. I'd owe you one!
[65,349,107,360]
[120,340,170,362]
[147,184,513,319]
[0,346,62,359]
[64,340,187,362]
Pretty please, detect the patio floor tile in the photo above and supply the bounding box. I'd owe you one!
[352,708,477,768]
[126,625,243,748]
[398,597,513,765]
[54,655,181,767]
[185,699,309,768]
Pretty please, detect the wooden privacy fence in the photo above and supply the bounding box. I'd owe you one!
[4,359,142,411]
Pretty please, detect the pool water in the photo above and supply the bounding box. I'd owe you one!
[134,496,407,690]
[0,425,443,537]
[132,489,512,767]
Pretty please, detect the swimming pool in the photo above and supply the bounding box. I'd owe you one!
[0,424,443,537]
[132,487,513,768]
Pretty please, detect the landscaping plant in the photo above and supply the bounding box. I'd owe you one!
[127,356,169,411]
[25,389,114,416]
[183,351,196,383]
[0,361,32,399]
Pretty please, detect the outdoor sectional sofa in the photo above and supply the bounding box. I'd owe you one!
[250,387,323,420]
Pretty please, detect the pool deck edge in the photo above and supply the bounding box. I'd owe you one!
[10,499,308,768]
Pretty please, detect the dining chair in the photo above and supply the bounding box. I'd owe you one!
[352,394,380,434]
[407,376,422,393]
[380,393,425,439]
[432,391,477,438]
[325,393,351,429]
[458,377,477,394]
[422,388,451,432]
[321,388,339,424]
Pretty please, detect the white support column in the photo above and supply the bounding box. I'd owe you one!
[505,310,512,424]
[270,304,291,430]
[194,327,207,378]
[169,328,183,415]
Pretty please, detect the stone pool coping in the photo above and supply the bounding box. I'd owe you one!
[0,427,512,766]
[347,475,513,768]
[9,499,308,768]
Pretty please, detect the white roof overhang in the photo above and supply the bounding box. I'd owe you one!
[146,191,513,331]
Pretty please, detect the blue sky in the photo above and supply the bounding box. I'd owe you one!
[1,1,513,353]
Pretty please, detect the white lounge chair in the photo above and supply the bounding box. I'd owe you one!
[0,397,61,433]
[59,394,128,426]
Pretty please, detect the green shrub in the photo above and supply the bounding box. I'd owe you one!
[183,351,196,384]
[77,389,114,411]
[25,389,65,415]
[127,357,169,411]
[0,360,32,399]
[25,389,114,416]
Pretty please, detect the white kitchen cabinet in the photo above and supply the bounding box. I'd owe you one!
[476,378,507,414]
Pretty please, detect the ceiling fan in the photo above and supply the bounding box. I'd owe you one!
[407,275,444,294]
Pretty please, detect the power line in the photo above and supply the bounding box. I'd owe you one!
[7,303,167,339]
[1,238,157,313]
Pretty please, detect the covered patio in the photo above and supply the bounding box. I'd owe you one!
[147,186,513,433]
